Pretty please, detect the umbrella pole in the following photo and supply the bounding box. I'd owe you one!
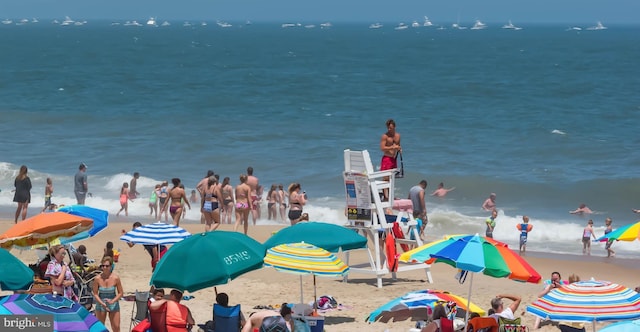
[214,287,218,296]
[463,273,474,332]
[299,275,304,304]
[313,274,318,316]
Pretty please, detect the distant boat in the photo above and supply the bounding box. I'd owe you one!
[17,18,29,25]
[201,21,207,26]
[216,21,232,28]
[31,18,39,23]
[470,20,487,30]
[394,23,409,30]
[2,19,13,25]
[51,19,60,24]
[281,23,297,28]
[146,17,157,27]
[411,21,420,28]
[502,20,522,30]
[183,21,192,27]
[452,23,467,30]
[124,20,142,27]
[423,16,433,27]
[111,22,121,26]
[369,23,383,29]
[437,25,446,30]
[320,22,332,28]
[567,26,582,31]
[74,20,87,26]
[61,16,74,26]
[304,24,315,29]
[587,21,607,30]
[161,21,170,27]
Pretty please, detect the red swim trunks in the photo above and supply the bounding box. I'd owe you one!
[380,155,397,170]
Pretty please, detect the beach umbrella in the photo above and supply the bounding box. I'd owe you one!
[56,205,109,244]
[119,221,190,245]
[366,289,485,323]
[263,222,367,253]
[0,212,93,249]
[526,280,640,332]
[0,293,108,332]
[398,234,542,331]
[600,319,640,332]
[595,221,640,242]
[264,242,349,311]
[0,248,34,290]
[150,231,265,292]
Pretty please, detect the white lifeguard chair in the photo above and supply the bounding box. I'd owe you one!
[342,149,432,288]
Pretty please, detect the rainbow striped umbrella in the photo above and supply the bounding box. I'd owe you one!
[264,242,349,309]
[527,280,640,332]
[595,221,640,242]
[366,289,485,323]
[0,293,107,332]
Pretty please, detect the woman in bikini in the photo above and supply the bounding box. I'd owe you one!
[202,176,222,232]
[278,184,288,223]
[92,256,123,332]
[220,177,234,224]
[287,183,306,225]
[267,184,278,221]
[158,180,169,222]
[161,178,190,226]
[234,174,252,235]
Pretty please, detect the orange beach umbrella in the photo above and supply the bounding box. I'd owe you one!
[0,212,93,249]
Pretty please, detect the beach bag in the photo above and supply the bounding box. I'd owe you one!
[316,295,337,309]
[395,152,404,178]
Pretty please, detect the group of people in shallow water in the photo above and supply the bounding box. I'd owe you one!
[133,167,310,235]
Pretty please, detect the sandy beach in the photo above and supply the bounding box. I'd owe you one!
[1,220,638,332]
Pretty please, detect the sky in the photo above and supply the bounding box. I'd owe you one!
[1,0,639,25]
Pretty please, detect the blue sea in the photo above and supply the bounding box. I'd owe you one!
[1,21,639,258]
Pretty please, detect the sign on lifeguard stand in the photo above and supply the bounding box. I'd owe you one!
[342,149,432,288]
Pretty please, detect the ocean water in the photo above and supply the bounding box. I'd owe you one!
[1,22,639,258]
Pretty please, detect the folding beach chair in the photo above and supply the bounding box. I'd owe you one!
[148,301,168,332]
[130,291,150,332]
[467,316,499,332]
[213,303,242,331]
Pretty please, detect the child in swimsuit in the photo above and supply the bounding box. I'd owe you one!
[116,182,130,217]
[582,220,596,255]
[516,215,533,253]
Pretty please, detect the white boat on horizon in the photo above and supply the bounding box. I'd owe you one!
[452,23,467,30]
[502,20,522,30]
[369,22,383,29]
[587,21,607,30]
[567,26,582,31]
[216,21,232,28]
[61,16,74,26]
[320,22,332,28]
[146,17,157,26]
[470,19,487,30]
[304,24,315,29]
[2,19,13,25]
[161,21,170,26]
[281,23,300,28]
[423,16,433,27]
[124,20,142,27]
[411,21,420,28]
[395,23,408,30]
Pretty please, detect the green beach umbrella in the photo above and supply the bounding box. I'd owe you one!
[150,231,266,292]
[0,248,34,291]
[263,221,367,252]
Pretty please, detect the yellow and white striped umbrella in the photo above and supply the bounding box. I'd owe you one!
[264,242,349,277]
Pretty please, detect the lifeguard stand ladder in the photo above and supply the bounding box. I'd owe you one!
[342,149,432,288]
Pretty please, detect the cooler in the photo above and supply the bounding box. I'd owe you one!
[294,314,324,332]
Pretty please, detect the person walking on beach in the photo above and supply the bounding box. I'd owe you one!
[278,184,288,223]
[582,219,596,255]
[13,165,32,223]
[161,178,191,226]
[128,172,140,199]
[116,182,132,217]
[569,203,592,215]
[409,180,428,235]
[485,209,498,238]
[380,119,401,201]
[516,215,533,254]
[202,176,221,232]
[220,177,234,224]
[196,170,214,224]
[234,174,253,235]
[74,163,88,205]
[482,193,496,211]
[158,180,169,221]
[247,167,261,224]
[604,217,615,257]
[42,177,54,212]
[431,182,455,197]
[92,256,123,332]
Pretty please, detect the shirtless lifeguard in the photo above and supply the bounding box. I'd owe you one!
[380,119,401,201]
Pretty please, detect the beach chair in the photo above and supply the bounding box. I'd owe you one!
[497,317,528,332]
[213,303,242,331]
[467,317,499,332]
[130,291,150,332]
[148,301,168,332]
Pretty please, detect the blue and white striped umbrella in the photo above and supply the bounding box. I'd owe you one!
[119,222,190,245]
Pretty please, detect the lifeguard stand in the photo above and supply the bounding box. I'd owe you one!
[342,149,432,288]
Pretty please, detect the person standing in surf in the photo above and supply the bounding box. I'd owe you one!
[379,119,401,201]
[13,165,32,223]
[408,180,428,236]
[74,163,88,205]
[129,172,140,199]
[485,209,498,238]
